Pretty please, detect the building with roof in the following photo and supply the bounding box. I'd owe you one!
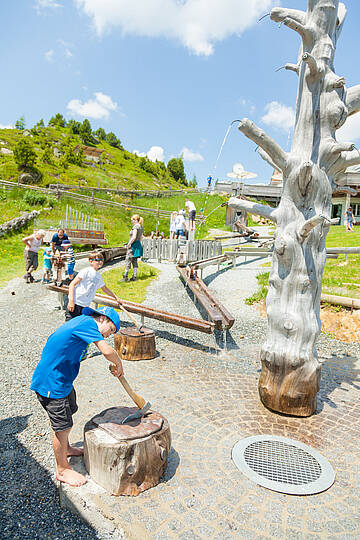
[74,144,105,165]
[215,166,360,226]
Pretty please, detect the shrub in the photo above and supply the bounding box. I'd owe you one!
[23,191,47,206]
[13,139,37,169]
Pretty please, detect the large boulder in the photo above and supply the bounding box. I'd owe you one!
[19,170,42,184]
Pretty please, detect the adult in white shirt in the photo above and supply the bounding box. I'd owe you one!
[185,199,196,231]
[22,229,45,283]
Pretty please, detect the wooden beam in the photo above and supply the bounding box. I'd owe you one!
[47,285,215,334]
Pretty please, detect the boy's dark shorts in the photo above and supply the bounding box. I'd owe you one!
[189,210,196,221]
[36,388,78,432]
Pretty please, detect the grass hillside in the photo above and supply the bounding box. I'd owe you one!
[0,188,228,286]
[0,123,187,191]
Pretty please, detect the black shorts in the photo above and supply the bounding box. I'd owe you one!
[65,303,84,322]
[189,210,196,221]
[36,388,78,432]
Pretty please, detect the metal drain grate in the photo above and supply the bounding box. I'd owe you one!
[232,435,335,495]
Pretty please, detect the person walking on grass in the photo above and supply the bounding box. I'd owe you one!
[30,306,123,487]
[345,207,355,232]
[22,229,45,283]
[66,252,121,321]
[122,214,143,282]
[185,199,196,231]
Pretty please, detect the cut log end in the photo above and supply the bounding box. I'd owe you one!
[84,407,172,496]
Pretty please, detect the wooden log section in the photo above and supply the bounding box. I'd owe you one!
[47,285,215,334]
[84,407,171,496]
[176,266,235,331]
[321,293,360,310]
[114,327,156,361]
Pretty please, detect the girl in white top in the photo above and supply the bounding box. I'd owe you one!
[170,211,178,240]
[22,230,45,283]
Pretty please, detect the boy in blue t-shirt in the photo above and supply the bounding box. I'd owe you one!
[30,306,123,487]
[41,246,52,283]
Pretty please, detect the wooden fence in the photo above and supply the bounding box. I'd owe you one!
[142,238,222,263]
[48,183,194,198]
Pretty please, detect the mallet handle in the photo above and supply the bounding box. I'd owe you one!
[118,301,143,332]
[119,375,146,409]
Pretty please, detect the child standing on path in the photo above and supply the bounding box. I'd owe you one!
[170,211,177,240]
[41,246,53,283]
[174,210,186,239]
[66,252,121,321]
[61,239,76,281]
[30,306,124,487]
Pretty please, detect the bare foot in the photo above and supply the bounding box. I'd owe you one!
[56,468,87,487]
[67,446,84,457]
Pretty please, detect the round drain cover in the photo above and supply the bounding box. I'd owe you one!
[232,435,335,495]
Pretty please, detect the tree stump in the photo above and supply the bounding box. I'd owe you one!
[84,407,171,496]
[114,327,156,361]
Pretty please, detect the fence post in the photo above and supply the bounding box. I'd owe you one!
[92,191,95,205]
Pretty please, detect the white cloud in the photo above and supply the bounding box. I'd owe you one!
[34,0,63,12]
[0,123,14,129]
[147,146,164,162]
[134,146,165,161]
[337,113,360,143]
[67,92,118,119]
[133,149,146,157]
[180,146,204,162]
[75,0,276,56]
[261,101,295,131]
[45,49,54,62]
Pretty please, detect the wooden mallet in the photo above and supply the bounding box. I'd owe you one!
[117,300,144,333]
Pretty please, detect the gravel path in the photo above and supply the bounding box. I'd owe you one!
[1,251,359,539]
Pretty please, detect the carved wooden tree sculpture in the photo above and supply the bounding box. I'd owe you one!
[229,0,360,416]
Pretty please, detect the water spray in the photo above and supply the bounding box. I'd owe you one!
[196,119,241,236]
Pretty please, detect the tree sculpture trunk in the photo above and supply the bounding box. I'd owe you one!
[229,0,360,416]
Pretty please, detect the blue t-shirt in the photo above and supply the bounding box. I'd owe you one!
[30,316,104,398]
[51,232,69,250]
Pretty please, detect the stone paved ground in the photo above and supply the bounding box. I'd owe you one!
[61,260,360,540]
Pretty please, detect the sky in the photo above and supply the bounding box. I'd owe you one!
[1,0,360,187]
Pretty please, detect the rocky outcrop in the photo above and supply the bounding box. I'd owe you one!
[19,170,42,184]
[0,210,41,237]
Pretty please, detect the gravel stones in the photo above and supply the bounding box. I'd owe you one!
[0,253,359,538]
